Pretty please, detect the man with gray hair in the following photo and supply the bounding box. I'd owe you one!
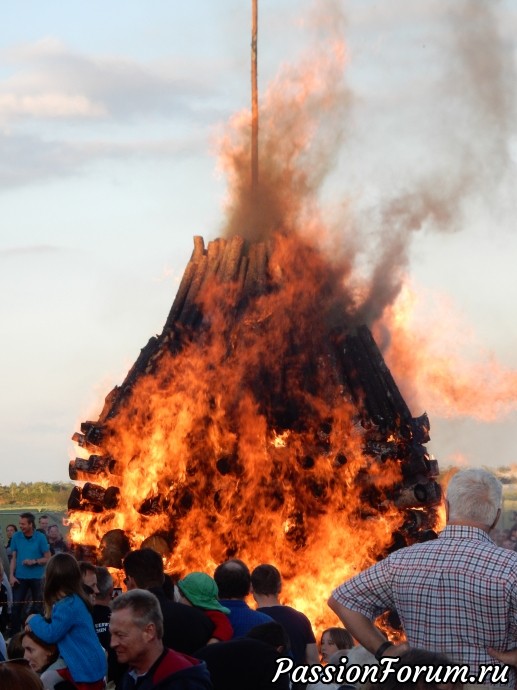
[328,468,517,686]
[110,589,213,689]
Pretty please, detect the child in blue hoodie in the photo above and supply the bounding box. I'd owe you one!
[26,552,107,690]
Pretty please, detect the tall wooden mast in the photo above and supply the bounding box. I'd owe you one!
[251,0,259,193]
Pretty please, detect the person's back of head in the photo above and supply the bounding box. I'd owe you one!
[446,468,502,530]
[95,566,114,602]
[0,663,45,690]
[123,548,164,589]
[7,632,25,660]
[177,571,230,613]
[250,564,282,596]
[246,621,289,653]
[44,553,91,613]
[214,559,251,599]
[78,561,96,579]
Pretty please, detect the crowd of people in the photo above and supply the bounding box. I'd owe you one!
[1,468,517,689]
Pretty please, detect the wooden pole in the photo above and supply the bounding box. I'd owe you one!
[251,0,259,194]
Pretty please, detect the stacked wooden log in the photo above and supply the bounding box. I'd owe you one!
[74,236,272,451]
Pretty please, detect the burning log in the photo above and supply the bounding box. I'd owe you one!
[78,421,107,447]
[141,533,173,558]
[99,529,131,569]
[68,455,116,480]
[341,326,414,437]
[68,483,120,512]
[137,494,169,516]
[394,480,442,509]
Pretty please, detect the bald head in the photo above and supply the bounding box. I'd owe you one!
[214,558,251,599]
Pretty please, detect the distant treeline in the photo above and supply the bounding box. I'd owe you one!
[0,482,74,509]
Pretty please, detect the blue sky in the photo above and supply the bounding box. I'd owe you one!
[1,0,517,483]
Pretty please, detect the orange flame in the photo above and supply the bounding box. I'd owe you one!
[68,234,437,630]
[378,281,517,422]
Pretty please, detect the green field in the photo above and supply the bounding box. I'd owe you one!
[0,482,72,539]
[0,508,68,540]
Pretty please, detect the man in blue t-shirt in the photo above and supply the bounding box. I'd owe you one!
[9,512,50,635]
[214,559,274,638]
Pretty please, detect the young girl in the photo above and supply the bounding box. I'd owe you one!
[319,626,353,663]
[26,553,106,690]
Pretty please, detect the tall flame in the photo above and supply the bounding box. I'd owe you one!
[378,281,517,422]
[69,231,429,629]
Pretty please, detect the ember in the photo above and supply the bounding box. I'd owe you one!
[67,232,441,629]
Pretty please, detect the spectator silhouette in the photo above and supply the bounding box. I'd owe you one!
[123,548,215,654]
[251,563,319,665]
[213,559,273,638]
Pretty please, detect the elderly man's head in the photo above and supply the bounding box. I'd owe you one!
[110,589,164,670]
[446,468,502,531]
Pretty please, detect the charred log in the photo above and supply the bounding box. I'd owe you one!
[394,480,442,509]
[69,455,113,480]
[68,483,120,512]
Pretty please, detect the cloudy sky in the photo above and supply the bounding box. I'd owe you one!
[1,0,517,484]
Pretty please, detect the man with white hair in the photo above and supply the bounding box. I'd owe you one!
[328,468,517,686]
[110,589,213,689]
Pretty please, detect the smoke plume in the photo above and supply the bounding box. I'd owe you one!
[217,0,516,326]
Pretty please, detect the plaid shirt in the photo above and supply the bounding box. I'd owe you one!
[332,525,517,685]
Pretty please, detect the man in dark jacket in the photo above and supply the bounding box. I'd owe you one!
[195,622,291,690]
[123,548,214,654]
[111,589,213,690]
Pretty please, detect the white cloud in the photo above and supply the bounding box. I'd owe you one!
[0,129,207,189]
[0,38,221,126]
[0,35,222,187]
[0,92,106,119]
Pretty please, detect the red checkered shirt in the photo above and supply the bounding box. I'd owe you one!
[331,525,517,686]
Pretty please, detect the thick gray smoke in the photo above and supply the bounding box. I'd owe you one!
[217,0,516,327]
[355,0,516,324]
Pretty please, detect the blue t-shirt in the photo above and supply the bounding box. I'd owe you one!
[11,530,49,579]
[219,599,274,638]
